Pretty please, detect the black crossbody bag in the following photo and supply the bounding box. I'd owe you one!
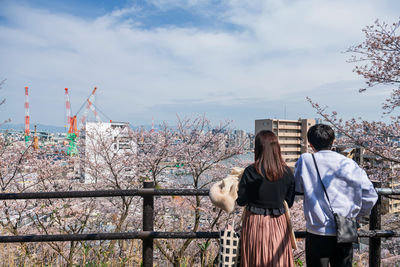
[312,154,358,243]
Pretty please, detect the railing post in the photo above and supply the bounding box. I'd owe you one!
[369,181,381,267]
[143,181,154,267]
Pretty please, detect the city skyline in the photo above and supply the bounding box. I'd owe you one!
[0,0,399,132]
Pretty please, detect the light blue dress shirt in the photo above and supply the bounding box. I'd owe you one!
[294,150,378,236]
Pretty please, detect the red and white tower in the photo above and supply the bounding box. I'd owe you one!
[24,86,30,144]
[65,88,71,129]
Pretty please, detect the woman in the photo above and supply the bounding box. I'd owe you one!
[237,130,295,267]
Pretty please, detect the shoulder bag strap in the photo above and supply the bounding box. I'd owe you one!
[311,154,335,215]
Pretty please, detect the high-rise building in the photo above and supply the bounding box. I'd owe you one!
[255,118,316,167]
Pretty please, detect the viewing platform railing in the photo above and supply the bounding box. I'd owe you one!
[0,181,398,267]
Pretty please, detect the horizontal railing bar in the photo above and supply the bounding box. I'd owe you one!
[0,189,210,200]
[0,230,398,243]
[0,231,216,243]
[0,231,304,243]
[375,188,400,195]
[0,188,397,200]
[358,230,400,238]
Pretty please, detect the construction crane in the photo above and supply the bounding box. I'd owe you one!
[24,86,30,146]
[79,87,100,128]
[65,88,78,156]
[65,87,100,156]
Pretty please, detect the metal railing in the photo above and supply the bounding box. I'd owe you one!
[0,181,398,267]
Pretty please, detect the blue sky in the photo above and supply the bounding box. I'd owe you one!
[0,0,399,132]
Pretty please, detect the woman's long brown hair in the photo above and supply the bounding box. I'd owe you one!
[254,130,286,181]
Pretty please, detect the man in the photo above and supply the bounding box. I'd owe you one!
[294,124,378,267]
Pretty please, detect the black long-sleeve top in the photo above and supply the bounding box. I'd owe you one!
[236,164,295,215]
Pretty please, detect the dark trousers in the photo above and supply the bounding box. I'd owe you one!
[306,232,353,267]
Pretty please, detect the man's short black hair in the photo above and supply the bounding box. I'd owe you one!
[307,124,335,151]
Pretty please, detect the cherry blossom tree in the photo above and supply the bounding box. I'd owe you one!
[150,116,246,266]
[348,20,400,113]
[308,19,400,180]
[0,110,143,265]
[76,124,142,265]
[308,19,400,264]
[131,122,177,185]
[0,113,250,266]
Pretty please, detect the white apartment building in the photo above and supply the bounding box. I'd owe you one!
[83,122,136,183]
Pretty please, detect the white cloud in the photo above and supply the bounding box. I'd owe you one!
[0,0,398,130]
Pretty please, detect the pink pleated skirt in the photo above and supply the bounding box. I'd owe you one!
[241,210,294,267]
